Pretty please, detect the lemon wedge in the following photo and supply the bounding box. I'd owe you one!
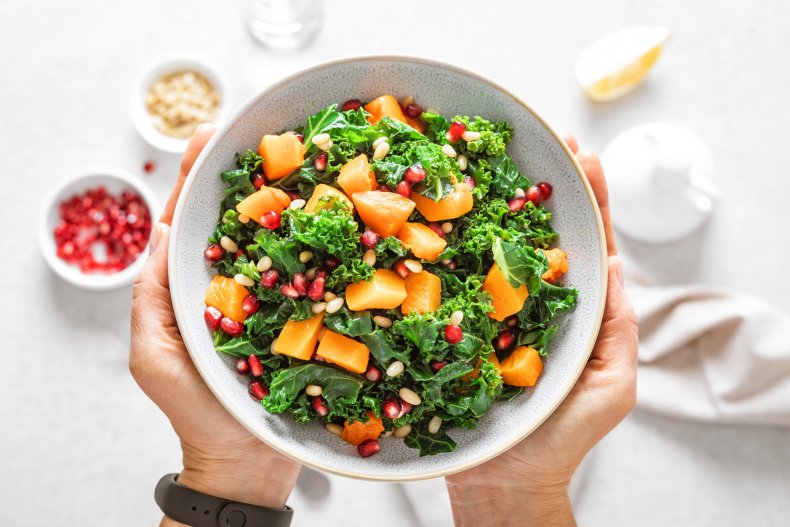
[576,26,670,102]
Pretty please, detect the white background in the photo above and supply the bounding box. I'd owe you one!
[1,0,789,525]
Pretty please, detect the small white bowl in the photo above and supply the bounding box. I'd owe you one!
[131,55,230,153]
[38,167,159,290]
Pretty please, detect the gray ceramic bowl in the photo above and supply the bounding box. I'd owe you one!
[169,56,607,481]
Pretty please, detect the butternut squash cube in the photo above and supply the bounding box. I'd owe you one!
[236,187,291,226]
[345,269,407,311]
[352,191,415,238]
[410,183,473,221]
[499,346,543,387]
[272,313,325,360]
[337,154,377,197]
[340,411,384,446]
[401,270,441,315]
[315,330,370,374]
[397,222,447,261]
[204,275,250,323]
[482,263,529,321]
[304,184,353,214]
[364,95,407,125]
[257,133,306,180]
[541,248,568,284]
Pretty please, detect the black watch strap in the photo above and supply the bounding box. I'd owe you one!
[155,473,293,527]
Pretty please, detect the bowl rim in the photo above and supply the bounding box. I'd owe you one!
[168,55,608,481]
[130,54,230,154]
[38,166,159,290]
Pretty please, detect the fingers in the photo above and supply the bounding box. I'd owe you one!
[131,222,173,337]
[562,133,579,155]
[591,255,638,369]
[160,124,217,225]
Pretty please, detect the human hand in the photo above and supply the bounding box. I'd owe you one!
[129,125,301,525]
[445,136,638,526]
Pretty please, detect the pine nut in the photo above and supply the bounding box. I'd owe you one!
[373,141,390,161]
[514,188,526,197]
[386,361,405,378]
[312,133,331,145]
[270,338,280,355]
[442,144,457,158]
[441,222,453,234]
[256,256,273,272]
[425,107,440,114]
[299,250,313,263]
[404,259,423,273]
[289,198,306,210]
[373,136,389,148]
[238,214,250,224]
[305,267,317,280]
[324,291,337,302]
[325,423,343,436]
[462,130,482,142]
[220,235,238,253]
[373,315,392,329]
[305,384,323,396]
[363,249,376,267]
[311,302,326,314]
[457,154,468,172]
[325,297,345,314]
[399,387,422,406]
[428,416,442,434]
[234,274,255,287]
[393,424,412,438]
[450,310,464,326]
[401,95,414,107]
[317,139,333,151]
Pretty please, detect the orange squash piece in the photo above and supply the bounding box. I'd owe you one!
[345,269,407,311]
[541,248,569,284]
[398,222,447,261]
[461,355,503,383]
[364,95,407,125]
[304,184,353,214]
[351,191,415,238]
[315,330,370,374]
[236,187,291,225]
[204,275,250,323]
[410,183,473,221]
[482,263,529,321]
[257,133,306,180]
[272,313,325,360]
[401,270,441,315]
[404,114,427,133]
[499,346,543,387]
[340,411,384,446]
[337,154,377,197]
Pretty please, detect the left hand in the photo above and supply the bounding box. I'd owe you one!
[129,124,300,521]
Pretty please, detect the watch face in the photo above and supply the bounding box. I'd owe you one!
[226,510,247,527]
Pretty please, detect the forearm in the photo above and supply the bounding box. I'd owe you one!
[446,480,576,527]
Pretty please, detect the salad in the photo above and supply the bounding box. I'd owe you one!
[202,95,578,457]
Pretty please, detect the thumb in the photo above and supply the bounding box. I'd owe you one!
[131,222,173,333]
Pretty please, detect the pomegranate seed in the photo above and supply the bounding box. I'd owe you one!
[444,324,463,344]
[260,269,280,289]
[382,398,402,419]
[360,230,380,249]
[463,175,476,189]
[280,283,300,299]
[526,185,542,205]
[537,181,553,200]
[308,277,326,301]
[396,180,412,198]
[314,153,328,171]
[248,354,264,377]
[446,121,466,143]
[404,103,423,118]
[398,400,413,417]
[505,315,518,328]
[494,330,516,351]
[393,259,410,279]
[204,306,223,330]
[364,364,382,382]
[261,210,281,229]
[220,317,243,337]
[377,184,391,192]
[325,256,340,270]
[287,191,302,201]
[508,196,526,212]
[235,357,250,375]
[143,161,155,173]
[249,381,268,401]
[311,396,329,416]
[234,249,245,261]
[242,294,261,315]
[204,243,224,262]
[431,361,447,372]
[293,273,309,296]
[341,98,362,111]
[427,223,445,238]
[314,267,329,279]
[358,439,381,458]
[403,164,426,184]
[295,133,304,143]
[252,173,265,190]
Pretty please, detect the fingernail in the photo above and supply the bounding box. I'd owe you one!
[149,223,162,255]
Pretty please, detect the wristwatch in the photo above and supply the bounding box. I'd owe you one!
[155,473,293,527]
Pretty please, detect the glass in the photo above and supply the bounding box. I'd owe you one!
[245,0,324,49]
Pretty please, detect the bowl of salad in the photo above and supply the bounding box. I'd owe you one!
[169,56,607,480]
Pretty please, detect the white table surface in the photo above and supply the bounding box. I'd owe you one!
[1,0,789,525]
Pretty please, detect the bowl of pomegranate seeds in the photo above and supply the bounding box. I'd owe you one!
[168,57,607,480]
[39,167,158,289]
